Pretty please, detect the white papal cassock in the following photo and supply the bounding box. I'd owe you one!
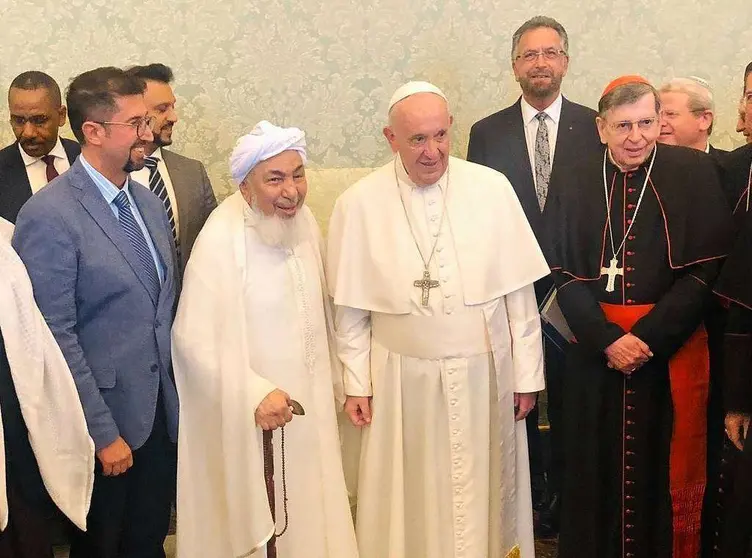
[327,155,549,558]
[172,192,358,558]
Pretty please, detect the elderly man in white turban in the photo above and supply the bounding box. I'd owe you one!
[172,121,358,558]
[327,81,549,558]
[0,217,93,557]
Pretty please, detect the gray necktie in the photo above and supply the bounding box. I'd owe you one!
[534,112,551,211]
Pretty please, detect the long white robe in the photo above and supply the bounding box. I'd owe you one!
[0,218,94,531]
[172,192,358,558]
[327,156,549,558]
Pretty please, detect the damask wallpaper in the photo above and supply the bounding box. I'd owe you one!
[0,0,750,227]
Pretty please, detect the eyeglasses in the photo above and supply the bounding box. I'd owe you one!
[608,117,658,136]
[660,109,708,120]
[10,114,50,127]
[90,116,156,139]
[515,48,567,63]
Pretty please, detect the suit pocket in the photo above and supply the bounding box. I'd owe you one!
[92,369,116,389]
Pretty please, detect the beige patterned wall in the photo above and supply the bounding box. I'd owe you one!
[1,0,750,229]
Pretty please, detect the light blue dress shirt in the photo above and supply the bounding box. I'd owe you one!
[80,154,165,283]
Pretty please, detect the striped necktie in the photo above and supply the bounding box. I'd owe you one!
[144,156,180,264]
[534,112,551,211]
[113,190,161,299]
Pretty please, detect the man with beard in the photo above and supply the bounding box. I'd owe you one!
[328,81,549,558]
[467,15,600,533]
[126,64,216,279]
[546,75,732,558]
[172,121,358,558]
[0,71,80,223]
[12,67,179,558]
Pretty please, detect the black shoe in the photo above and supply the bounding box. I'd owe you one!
[536,492,560,537]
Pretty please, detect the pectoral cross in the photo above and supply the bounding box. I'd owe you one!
[600,257,623,293]
[414,269,440,307]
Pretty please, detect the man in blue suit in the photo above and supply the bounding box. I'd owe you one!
[12,66,178,558]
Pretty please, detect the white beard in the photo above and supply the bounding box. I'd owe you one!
[243,197,306,250]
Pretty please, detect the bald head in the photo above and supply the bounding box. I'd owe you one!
[384,92,453,187]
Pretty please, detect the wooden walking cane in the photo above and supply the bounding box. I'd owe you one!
[264,399,305,557]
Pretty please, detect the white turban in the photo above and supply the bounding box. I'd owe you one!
[388,81,448,113]
[229,120,307,185]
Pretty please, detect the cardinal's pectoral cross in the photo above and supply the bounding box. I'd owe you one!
[414,269,440,307]
[600,257,623,293]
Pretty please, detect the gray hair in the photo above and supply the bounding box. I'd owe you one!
[511,16,569,60]
[598,82,661,118]
[659,77,715,134]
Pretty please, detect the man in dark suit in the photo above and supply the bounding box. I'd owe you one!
[13,67,178,558]
[467,15,601,534]
[0,71,80,223]
[126,63,217,279]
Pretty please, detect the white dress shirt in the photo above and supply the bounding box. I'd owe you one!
[130,147,180,236]
[19,137,71,193]
[520,93,563,189]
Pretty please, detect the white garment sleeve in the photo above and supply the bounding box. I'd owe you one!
[504,284,546,394]
[334,305,373,397]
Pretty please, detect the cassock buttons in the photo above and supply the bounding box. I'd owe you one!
[627,203,635,210]
[150,364,159,372]
[626,251,635,256]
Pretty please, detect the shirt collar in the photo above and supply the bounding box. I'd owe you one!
[79,153,132,204]
[520,93,563,126]
[704,142,711,154]
[147,146,163,162]
[18,137,67,167]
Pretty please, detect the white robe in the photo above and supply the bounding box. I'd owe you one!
[172,192,358,558]
[0,218,94,531]
[327,156,549,558]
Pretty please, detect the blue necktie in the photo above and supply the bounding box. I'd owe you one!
[113,190,161,298]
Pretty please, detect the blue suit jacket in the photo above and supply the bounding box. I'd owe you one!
[12,157,178,451]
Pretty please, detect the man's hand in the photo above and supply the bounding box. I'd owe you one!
[515,392,537,421]
[255,389,293,431]
[96,436,133,477]
[344,396,372,427]
[604,333,653,374]
[725,412,751,451]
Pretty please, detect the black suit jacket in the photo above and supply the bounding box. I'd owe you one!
[468,96,600,240]
[0,137,80,223]
[467,96,600,299]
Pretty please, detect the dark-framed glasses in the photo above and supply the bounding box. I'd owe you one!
[609,117,658,136]
[515,48,567,63]
[90,115,156,138]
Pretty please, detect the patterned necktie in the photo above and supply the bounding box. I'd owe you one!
[113,190,161,299]
[41,154,59,183]
[144,156,180,264]
[534,112,551,211]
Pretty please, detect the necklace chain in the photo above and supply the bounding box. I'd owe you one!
[394,157,449,274]
[602,147,656,261]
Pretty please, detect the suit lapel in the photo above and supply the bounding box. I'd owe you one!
[8,143,33,198]
[131,184,175,298]
[72,162,159,306]
[496,100,539,230]
[546,97,582,219]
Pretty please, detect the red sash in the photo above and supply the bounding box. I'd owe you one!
[601,302,708,558]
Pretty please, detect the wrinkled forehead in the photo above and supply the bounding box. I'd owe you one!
[250,149,305,178]
[390,93,450,127]
[604,93,659,121]
[8,87,58,112]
